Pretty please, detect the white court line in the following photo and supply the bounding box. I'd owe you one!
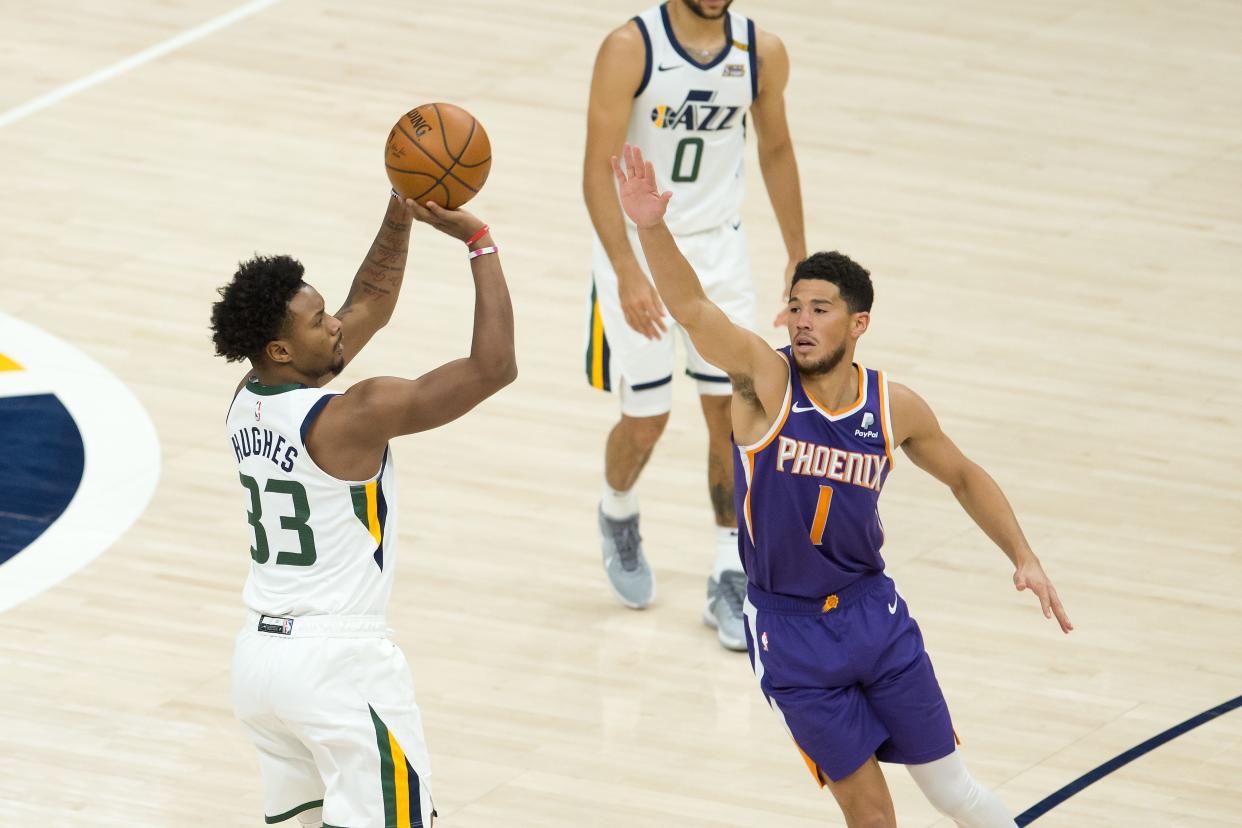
[0,0,281,129]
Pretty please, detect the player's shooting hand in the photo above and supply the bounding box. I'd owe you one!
[617,266,668,340]
[388,189,418,224]
[610,144,672,229]
[409,199,486,243]
[1014,558,1073,633]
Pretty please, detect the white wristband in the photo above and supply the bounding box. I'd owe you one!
[468,245,498,259]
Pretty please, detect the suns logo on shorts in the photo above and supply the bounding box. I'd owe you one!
[0,312,159,613]
[650,90,743,132]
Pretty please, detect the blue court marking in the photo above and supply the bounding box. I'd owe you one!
[1015,693,1242,825]
[0,393,85,563]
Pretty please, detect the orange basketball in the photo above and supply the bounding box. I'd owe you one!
[384,103,491,209]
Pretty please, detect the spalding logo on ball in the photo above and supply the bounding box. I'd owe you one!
[385,103,491,209]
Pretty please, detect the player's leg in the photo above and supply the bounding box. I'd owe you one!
[231,631,327,826]
[697,390,746,649]
[742,596,895,825]
[823,757,898,828]
[905,753,1017,828]
[586,243,676,609]
[684,221,755,648]
[862,580,1017,826]
[299,637,435,828]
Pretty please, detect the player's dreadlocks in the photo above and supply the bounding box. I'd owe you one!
[790,251,874,313]
[210,255,306,362]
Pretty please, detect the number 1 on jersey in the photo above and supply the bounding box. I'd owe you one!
[810,485,834,545]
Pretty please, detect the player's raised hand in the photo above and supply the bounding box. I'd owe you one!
[610,144,672,229]
[409,199,486,243]
[1014,558,1072,633]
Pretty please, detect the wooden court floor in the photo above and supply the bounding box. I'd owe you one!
[1,1,1240,825]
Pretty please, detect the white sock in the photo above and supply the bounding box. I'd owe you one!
[906,752,1016,828]
[601,482,639,520]
[713,526,742,578]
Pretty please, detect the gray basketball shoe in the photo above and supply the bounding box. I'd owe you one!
[704,570,747,651]
[598,506,655,609]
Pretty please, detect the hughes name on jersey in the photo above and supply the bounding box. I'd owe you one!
[226,380,399,618]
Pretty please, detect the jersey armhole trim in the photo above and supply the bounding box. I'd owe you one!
[877,370,896,469]
[633,16,653,98]
[747,18,759,100]
[300,393,338,443]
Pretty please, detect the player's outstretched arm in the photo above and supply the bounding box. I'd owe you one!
[309,204,516,471]
[891,382,1073,633]
[329,192,419,375]
[750,28,807,325]
[611,144,783,388]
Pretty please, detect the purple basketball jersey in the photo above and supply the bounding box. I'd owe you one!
[734,349,895,598]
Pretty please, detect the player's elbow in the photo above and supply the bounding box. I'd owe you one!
[482,354,518,391]
[758,135,795,165]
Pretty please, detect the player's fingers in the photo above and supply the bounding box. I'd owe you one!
[1050,592,1072,632]
[610,155,625,184]
[407,199,434,223]
[1032,582,1052,619]
[660,190,673,204]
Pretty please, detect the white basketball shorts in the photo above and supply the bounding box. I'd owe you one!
[232,612,434,828]
[584,218,756,417]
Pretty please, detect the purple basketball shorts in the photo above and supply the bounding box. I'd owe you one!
[742,572,956,784]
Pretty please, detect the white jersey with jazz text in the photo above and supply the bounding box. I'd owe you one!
[627,3,758,235]
[226,379,398,617]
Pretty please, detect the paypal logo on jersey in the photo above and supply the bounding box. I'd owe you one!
[650,90,742,132]
[855,412,880,439]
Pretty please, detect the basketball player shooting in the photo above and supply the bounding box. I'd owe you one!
[584,0,806,652]
[211,191,515,828]
[612,144,1071,827]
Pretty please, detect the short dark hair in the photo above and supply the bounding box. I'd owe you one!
[790,251,874,313]
[210,254,306,362]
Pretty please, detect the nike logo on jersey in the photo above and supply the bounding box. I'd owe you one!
[888,598,898,614]
[658,63,682,71]
[791,402,817,413]
[730,220,741,231]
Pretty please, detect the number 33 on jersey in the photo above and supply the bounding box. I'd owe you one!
[226,380,400,617]
[627,3,758,235]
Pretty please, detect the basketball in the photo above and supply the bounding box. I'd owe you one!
[384,103,491,209]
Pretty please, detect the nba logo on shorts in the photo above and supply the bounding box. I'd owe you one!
[761,631,769,652]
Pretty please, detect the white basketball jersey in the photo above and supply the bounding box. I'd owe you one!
[226,380,398,617]
[627,3,758,235]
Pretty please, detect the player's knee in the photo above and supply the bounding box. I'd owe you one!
[843,807,893,828]
[923,776,973,818]
[620,412,669,448]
